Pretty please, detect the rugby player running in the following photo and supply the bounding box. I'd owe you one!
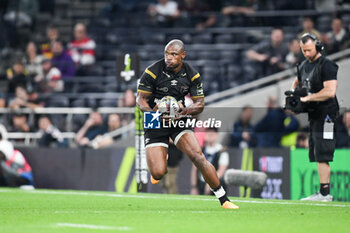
[136,39,239,209]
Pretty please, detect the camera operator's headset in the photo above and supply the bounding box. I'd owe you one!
[300,33,324,60]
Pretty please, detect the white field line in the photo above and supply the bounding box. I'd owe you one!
[56,223,131,231]
[0,188,349,208]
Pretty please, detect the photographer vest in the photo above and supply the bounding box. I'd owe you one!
[299,56,324,94]
[299,56,339,119]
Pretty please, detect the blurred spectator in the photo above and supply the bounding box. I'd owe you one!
[315,0,337,11]
[90,113,122,149]
[147,0,180,27]
[118,89,136,107]
[9,113,31,133]
[75,111,107,146]
[6,60,29,93]
[68,23,96,75]
[178,0,216,30]
[254,96,286,147]
[162,140,183,194]
[51,40,76,80]
[4,0,38,27]
[296,132,309,148]
[99,0,139,20]
[230,105,256,148]
[191,128,229,195]
[221,0,256,15]
[323,18,347,54]
[0,136,33,187]
[221,0,257,26]
[336,110,350,148]
[9,86,42,109]
[38,115,68,148]
[280,110,300,147]
[118,89,136,125]
[41,25,60,59]
[274,0,305,10]
[298,17,322,40]
[246,28,288,78]
[24,41,44,78]
[0,91,5,108]
[35,59,64,93]
[285,38,304,68]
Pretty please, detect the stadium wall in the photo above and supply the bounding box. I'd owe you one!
[20,147,350,202]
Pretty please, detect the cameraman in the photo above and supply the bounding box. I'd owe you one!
[289,33,339,202]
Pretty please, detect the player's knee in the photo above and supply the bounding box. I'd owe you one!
[151,169,166,180]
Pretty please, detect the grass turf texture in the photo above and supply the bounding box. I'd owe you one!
[1,188,350,233]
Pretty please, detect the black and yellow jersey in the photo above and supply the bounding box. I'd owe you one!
[137,59,204,109]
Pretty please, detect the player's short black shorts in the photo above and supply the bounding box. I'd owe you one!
[144,127,193,148]
[308,113,336,162]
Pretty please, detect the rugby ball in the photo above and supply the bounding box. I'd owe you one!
[158,96,180,115]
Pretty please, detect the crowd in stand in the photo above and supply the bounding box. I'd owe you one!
[0,0,350,148]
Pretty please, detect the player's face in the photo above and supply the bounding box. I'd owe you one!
[300,40,317,61]
[164,45,186,71]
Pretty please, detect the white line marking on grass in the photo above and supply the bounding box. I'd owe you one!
[1,189,350,208]
[56,223,131,231]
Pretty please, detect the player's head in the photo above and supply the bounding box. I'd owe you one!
[164,39,186,71]
[300,33,322,62]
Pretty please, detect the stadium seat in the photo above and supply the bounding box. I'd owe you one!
[71,98,97,108]
[77,84,105,93]
[192,34,213,44]
[214,34,234,44]
[99,99,118,107]
[197,50,220,60]
[220,50,239,63]
[47,96,70,107]
[317,15,332,33]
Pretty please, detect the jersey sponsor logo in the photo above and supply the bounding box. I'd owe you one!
[171,80,178,86]
[145,138,150,145]
[143,111,161,129]
[156,87,168,92]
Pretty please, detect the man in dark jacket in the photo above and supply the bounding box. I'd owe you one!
[231,105,256,148]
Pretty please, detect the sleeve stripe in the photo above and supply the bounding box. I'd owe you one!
[137,89,152,94]
[191,95,204,99]
[145,69,157,79]
[191,73,200,82]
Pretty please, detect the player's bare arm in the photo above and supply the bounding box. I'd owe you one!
[301,80,337,102]
[136,91,154,112]
[179,96,204,116]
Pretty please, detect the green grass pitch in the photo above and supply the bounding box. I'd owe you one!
[1,188,350,233]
